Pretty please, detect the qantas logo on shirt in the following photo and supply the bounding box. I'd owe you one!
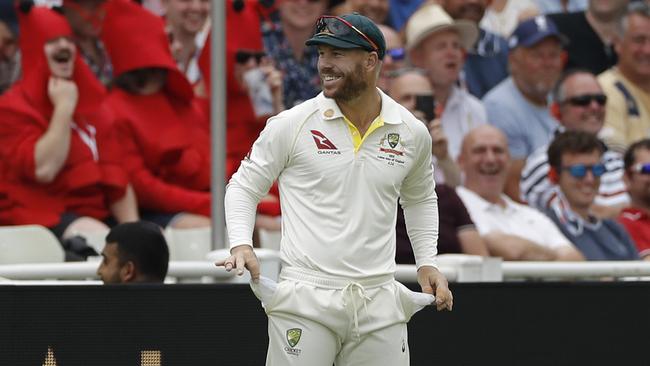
[311,130,341,155]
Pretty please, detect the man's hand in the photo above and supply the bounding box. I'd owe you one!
[428,119,450,160]
[48,77,78,112]
[417,266,453,311]
[215,245,261,282]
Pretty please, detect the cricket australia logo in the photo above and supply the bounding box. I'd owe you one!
[284,328,302,356]
[377,132,406,167]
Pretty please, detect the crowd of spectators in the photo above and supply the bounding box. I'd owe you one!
[1,0,650,265]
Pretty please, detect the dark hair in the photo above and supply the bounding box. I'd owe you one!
[624,138,650,170]
[547,130,605,169]
[551,68,595,104]
[112,67,168,94]
[106,221,169,282]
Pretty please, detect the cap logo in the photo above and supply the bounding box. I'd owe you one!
[535,16,548,31]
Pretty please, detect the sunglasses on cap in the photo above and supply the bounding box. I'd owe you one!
[314,15,379,52]
[386,47,405,61]
[561,163,606,179]
[563,94,607,107]
[632,163,650,175]
[235,50,266,64]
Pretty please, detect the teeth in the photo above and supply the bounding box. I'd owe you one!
[324,75,340,81]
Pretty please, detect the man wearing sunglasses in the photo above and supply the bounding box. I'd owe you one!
[545,130,639,260]
[619,138,650,260]
[521,69,629,218]
[218,13,452,366]
[598,2,650,153]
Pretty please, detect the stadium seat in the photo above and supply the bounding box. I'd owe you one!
[165,227,213,261]
[0,225,65,264]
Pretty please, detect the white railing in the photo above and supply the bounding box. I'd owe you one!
[2,251,650,283]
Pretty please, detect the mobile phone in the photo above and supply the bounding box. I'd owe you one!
[414,94,436,122]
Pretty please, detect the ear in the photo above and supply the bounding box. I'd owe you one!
[120,261,136,283]
[366,51,379,70]
[548,166,559,184]
[550,101,562,120]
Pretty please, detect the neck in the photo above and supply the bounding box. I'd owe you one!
[282,21,312,61]
[586,10,621,44]
[631,197,650,214]
[570,204,591,220]
[618,66,650,93]
[467,184,505,206]
[172,29,197,69]
[433,83,452,108]
[338,88,382,134]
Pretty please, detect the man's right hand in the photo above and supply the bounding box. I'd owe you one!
[215,245,261,282]
[48,77,78,112]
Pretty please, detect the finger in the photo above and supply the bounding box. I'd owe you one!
[235,253,246,275]
[419,283,434,295]
[215,256,234,271]
[247,256,261,283]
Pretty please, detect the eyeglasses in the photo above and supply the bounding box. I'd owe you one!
[632,163,650,175]
[561,163,606,178]
[386,47,405,61]
[313,15,379,52]
[563,94,607,107]
[235,50,266,64]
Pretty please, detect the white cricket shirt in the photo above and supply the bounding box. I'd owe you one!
[226,90,439,278]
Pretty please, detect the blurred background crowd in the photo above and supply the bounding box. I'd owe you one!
[1,0,650,265]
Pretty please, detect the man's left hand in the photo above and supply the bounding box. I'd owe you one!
[417,266,453,311]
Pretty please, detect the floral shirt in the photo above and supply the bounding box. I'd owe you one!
[261,11,321,108]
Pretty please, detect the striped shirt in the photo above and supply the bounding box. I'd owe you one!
[520,143,629,210]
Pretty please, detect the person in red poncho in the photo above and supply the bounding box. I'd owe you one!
[0,2,138,240]
[102,0,211,229]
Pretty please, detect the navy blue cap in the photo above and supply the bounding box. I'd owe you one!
[508,15,568,50]
[306,13,386,59]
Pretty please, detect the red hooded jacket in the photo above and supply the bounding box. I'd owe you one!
[102,0,211,216]
[0,4,128,227]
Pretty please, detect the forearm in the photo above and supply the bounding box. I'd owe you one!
[110,184,139,223]
[403,196,439,269]
[483,232,556,261]
[554,246,584,261]
[225,183,262,249]
[34,105,73,183]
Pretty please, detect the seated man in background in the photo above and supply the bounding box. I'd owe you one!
[456,125,584,261]
[619,139,650,260]
[598,2,650,153]
[0,1,20,95]
[521,69,628,218]
[97,221,169,284]
[0,5,137,243]
[545,131,639,260]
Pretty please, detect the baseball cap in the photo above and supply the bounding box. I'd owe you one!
[405,4,478,51]
[508,15,568,50]
[305,13,386,59]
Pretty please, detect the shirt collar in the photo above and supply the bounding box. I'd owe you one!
[315,88,403,125]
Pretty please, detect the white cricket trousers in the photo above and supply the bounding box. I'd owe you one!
[251,267,434,366]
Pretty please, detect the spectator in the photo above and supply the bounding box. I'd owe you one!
[619,139,650,260]
[102,0,210,229]
[61,0,112,85]
[162,0,210,84]
[483,15,566,201]
[545,130,639,260]
[395,184,489,263]
[536,0,588,14]
[0,4,138,239]
[377,24,405,92]
[261,0,325,108]
[332,0,390,25]
[407,4,486,163]
[456,125,584,261]
[386,0,424,31]
[548,0,627,75]
[0,1,20,94]
[387,68,460,186]
[97,221,169,284]
[521,69,629,218]
[439,0,510,98]
[480,0,539,38]
[598,2,650,153]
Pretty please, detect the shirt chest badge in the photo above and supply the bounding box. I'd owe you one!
[377,133,406,166]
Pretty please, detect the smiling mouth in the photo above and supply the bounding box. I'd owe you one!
[323,75,342,82]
